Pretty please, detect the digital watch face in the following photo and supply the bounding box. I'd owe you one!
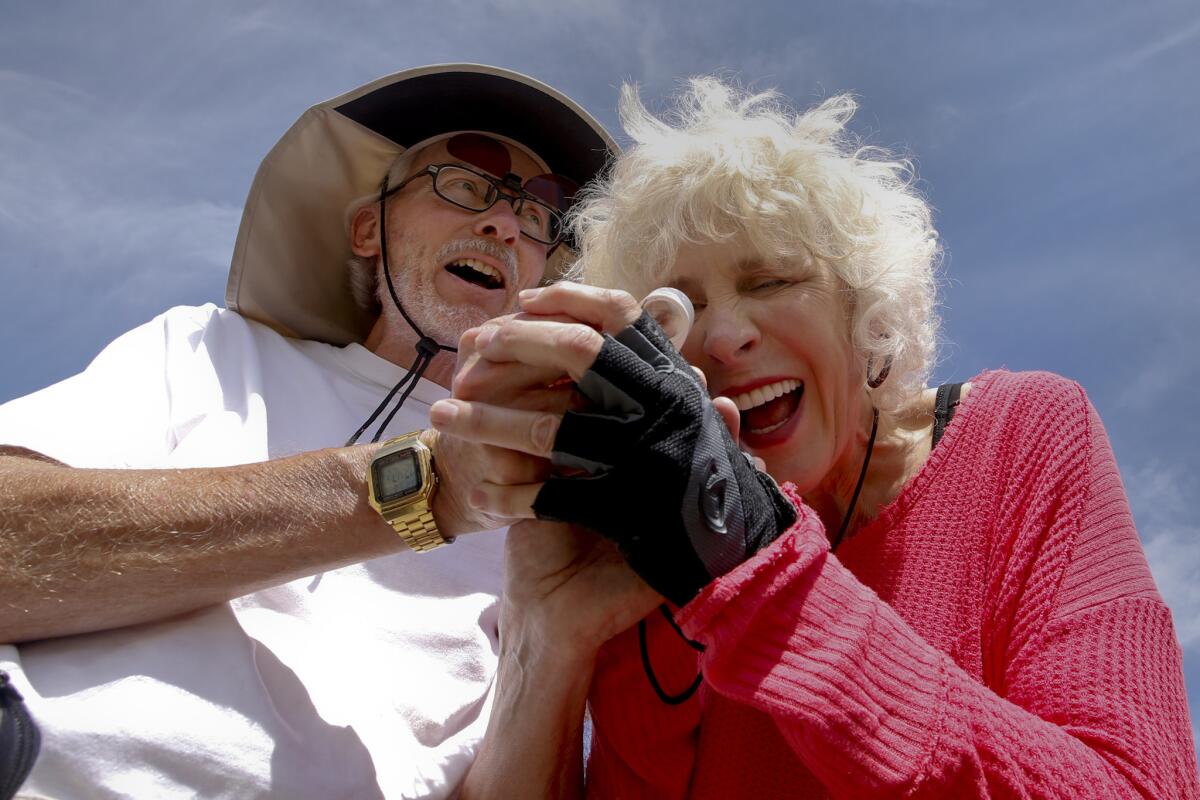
[372,449,421,504]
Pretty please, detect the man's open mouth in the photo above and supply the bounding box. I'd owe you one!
[445,258,505,290]
[729,379,804,436]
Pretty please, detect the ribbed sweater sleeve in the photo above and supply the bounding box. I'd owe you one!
[585,371,1198,798]
[681,509,1193,798]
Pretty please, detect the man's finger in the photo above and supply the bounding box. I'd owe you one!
[430,399,562,457]
[468,481,543,520]
[518,283,642,334]
[452,354,572,409]
[474,319,604,380]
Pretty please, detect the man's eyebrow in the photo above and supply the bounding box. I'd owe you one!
[447,159,532,186]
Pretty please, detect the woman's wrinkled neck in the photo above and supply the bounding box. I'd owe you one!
[803,395,933,545]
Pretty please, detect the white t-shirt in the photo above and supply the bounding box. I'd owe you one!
[0,304,505,799]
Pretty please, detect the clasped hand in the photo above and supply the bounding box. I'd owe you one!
[430,283,757,660]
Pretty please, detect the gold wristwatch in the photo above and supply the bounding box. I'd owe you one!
[366,431,452,552]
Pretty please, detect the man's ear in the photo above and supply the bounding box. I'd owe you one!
[350,204,381,258]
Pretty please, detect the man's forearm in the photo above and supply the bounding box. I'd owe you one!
[461,605,592,800]
[0,445,400,642]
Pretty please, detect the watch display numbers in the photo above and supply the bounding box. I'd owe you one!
[374,450,421,503]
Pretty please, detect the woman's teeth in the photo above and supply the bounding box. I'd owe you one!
[728,379,802,412]
[728,380,804,435]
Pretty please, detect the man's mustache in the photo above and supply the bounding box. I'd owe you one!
[435,238,518,279]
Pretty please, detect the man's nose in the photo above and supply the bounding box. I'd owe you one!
[473,197,522,245]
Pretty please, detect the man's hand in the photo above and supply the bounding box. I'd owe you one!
[502,520,661,666]
[427,319,573,536]
[429,283,643,534]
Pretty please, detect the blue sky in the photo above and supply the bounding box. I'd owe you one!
[2,0,1198,757]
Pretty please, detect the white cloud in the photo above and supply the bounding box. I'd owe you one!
[1123,461,1200,755]
[1125,461,1200,648]
[1143,527,1200,648]
[0,62,240,292]
[83,199,241,287]
[1116,16,1200,72]
[1003,6,1195,114]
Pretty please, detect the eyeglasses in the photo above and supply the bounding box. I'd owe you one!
[385,163,574,246]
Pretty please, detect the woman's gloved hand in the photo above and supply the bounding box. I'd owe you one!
[533,311,796,606]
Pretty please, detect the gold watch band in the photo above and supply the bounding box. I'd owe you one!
[390,509,445,552]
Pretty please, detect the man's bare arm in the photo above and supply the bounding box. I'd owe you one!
[0,444,403,643]
[460,602,590,800]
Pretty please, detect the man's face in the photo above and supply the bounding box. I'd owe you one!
[355,137,553,346]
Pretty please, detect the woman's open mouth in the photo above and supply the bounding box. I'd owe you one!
[728,379,804,438]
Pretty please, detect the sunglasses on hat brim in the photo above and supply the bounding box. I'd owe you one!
[446,133,579,213]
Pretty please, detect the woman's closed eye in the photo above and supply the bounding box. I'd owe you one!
[745,277,791,294]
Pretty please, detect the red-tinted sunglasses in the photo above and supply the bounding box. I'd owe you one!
[446,133,578,213]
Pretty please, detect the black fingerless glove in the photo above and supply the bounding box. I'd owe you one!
[532,312,797,606]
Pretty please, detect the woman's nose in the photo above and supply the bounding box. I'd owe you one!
[699,305,760,365]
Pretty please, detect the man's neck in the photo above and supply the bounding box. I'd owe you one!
[364,317,456,389]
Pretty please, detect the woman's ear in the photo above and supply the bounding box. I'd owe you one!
[349,204,381,258]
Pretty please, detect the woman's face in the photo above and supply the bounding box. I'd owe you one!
[669,239,868,492]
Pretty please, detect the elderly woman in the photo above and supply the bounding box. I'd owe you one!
[438,79,1199,798]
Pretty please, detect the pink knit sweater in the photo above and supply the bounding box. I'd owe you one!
[585,371,1199,799]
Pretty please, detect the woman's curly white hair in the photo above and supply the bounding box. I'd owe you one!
[567,78,941,412]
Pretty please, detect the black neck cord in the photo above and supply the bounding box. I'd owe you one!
[639,406,880,705]
[639,605,704,705]
[829,407,879,553]
[345,177,457,447]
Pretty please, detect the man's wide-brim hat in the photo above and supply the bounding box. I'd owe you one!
[225,63,616,346]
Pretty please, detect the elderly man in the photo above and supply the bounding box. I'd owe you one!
[0,64,613,798]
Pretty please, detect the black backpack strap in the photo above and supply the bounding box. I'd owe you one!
[932,382,964,450]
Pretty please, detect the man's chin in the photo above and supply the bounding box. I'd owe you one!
[411,301,492,346]
[379,264,510,346]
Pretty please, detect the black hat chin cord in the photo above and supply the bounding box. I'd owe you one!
[345,179,458,447]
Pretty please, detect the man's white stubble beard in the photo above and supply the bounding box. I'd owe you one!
[377,237,517,348]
